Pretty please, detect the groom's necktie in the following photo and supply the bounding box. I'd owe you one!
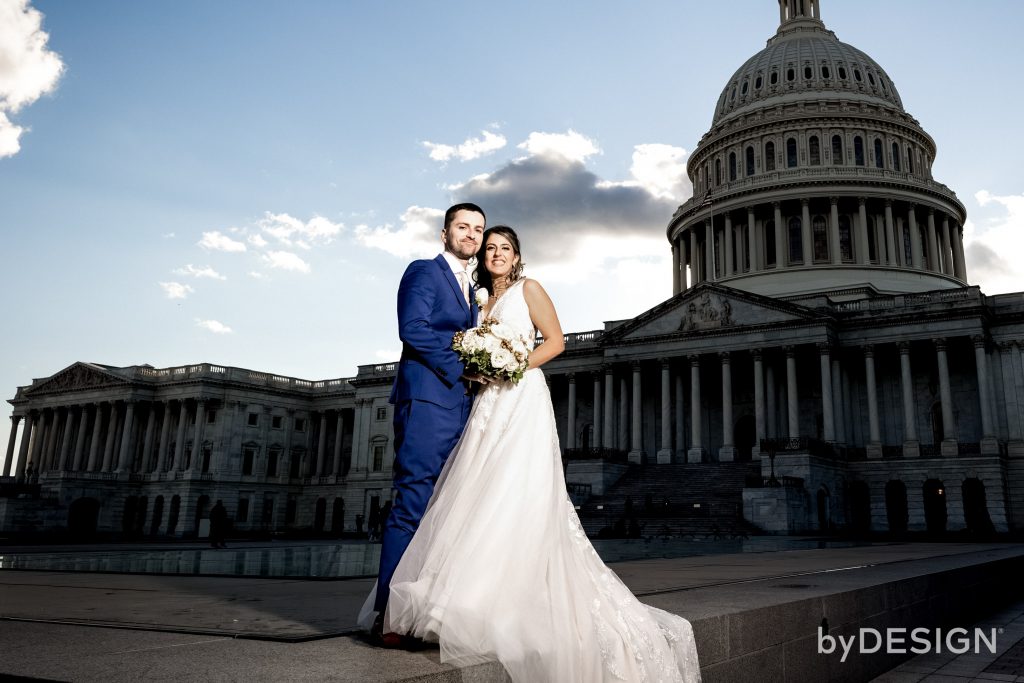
[457,271,470,305]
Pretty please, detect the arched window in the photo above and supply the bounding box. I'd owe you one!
[832,135,844,165]
[765,219,776,266]
[812,215,828,261]
[809,136,821,165]
[770,70,779,85]
[854,136,865,166]
[729,152,737,181]
[868,72,876,86]
[891,142,901,172]
[745,146,755,176]
[902,220,913,264]
[729,86,736,102]
[821,65,830,79]
[755,74,763,89]
[715,158,721,185]
[907,146,914,174]
[839,215,853,261]
[786,138,798,168]
[838,66,848,80]
[854,68,863,82]
[874,138,884,169]
[741,80,749,96]
[803,65,813,80]
[764,141,776,171]
[788,216,803,264]
[786,67,795,82]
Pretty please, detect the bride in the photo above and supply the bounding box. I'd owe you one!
[360,226,701,682]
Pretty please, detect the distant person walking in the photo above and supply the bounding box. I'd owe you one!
[209,500,228,549]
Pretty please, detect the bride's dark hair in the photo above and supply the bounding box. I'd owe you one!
[473,225,524,293]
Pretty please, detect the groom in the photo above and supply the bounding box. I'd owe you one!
[371,202,488,644]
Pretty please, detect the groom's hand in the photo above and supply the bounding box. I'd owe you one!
[462,373,493,385]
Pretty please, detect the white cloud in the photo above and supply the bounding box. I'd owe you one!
[375,349,401,362]
[964,190,1024,295]
[159,282,194,299]
[423,130,507,163]
[598,143,691,202]
[354,206,444,259]
[248,271,265,279]
[196,319,232,334]
[257,212,343,246]
[198,230,247,252]
[0,0,64,158]
[173,264,226,280]
[517,129,601,163]
[162,232,176,239]
[261,250,311,273]
[248,233,268,247]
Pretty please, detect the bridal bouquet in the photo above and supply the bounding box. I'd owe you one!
[452,317,530,384]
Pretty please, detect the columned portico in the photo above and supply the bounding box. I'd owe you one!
[862,346,882,458]
[657,360,673,463]
[688,355,704,462]
[898,343,920,457]
[629,362,643,463]
[934,339,957,455]
[719,352,736,461]
[4,415,21,477]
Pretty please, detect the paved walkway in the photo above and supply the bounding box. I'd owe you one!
[871,600,1024,683]
[1,541,1022,681]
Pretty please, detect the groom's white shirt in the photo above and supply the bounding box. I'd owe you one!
[441,250,470,303]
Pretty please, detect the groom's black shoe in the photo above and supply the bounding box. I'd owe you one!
[369,613,404,649]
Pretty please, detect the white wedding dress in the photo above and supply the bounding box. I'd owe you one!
[359,279,701,682]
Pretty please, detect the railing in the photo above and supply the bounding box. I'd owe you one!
[563,448,628,463]
[760,437,838,459]
[566,483,592,500]
[833,287,980,314]
[745,474,805,489]
[129,363,356,393]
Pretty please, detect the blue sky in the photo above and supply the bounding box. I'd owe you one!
[2,0,1023,467]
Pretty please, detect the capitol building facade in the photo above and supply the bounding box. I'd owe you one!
[4,0,1023,539]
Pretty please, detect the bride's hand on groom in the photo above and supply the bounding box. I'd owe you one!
[462,372,493,385]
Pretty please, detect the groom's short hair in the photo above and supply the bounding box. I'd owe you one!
[443,202,486,231]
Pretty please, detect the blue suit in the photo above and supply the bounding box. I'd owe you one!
[375,253,477,612]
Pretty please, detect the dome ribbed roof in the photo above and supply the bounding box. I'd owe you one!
[713,24,904,126]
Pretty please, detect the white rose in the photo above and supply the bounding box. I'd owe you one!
[463,331,484,352]
[491,348,514,370]
[511,339,528,356]
[475,288,489,308]
[489,322,512,339]
[483,334,502,353]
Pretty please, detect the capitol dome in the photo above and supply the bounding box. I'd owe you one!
[668,0,967,300]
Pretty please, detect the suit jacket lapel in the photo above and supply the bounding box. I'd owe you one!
[434,254,471,316]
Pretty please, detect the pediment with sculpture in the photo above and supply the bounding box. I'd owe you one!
[23,362,129,396]
[606,283,822,341]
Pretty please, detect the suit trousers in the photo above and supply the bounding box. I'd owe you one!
[375,395,472,612]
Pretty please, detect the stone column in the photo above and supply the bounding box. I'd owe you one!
[86,403,104,472]
[332,410,345,476]
[925,209,940,272]
[819,344,835,442]
[940,217,953,275]
[747,208,758,272]
[863,346,882,458]
[72,406,89,471]
[317,412,329,476]
[675,370,685,454]
[973,336,999,453]
[898,343,921,457]
[672,241,681,295]
[171,401,188,471]
[658,360,672,463]
[604,367,615,450]
[704,219,715,281]
[773,202,785,268]
[348,403,363,474]
[40,409,57,471]
[58,407,75,471]
[724,213,734,276]
[4,415,21,476]
[952,223,968,280]
[753,349,766,455]
[801,199,812,266]
[688,355,704,462]
[116,400,137,473]
[884,200,897,266]
[856,198,869,264]
[831,358,846,444]
[618,376,629,451]
[566,374,577,449]
[1011,342,1024,458]
[931,339,956,455]
[629,362,643,463]
[102,404,120,472]
[140,404,157,473]
[31,411,48,473]
[155,403,171,473]
[831,197,844,264]
[720,352,736,461]
[908,204,923,269]
[16,413,34,480]
[592,374,602,448]
[999,343,1023,454]
[190,398,207,472]
[785,347,799,438]
[766,362,777,439]
[689,228,700,285]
